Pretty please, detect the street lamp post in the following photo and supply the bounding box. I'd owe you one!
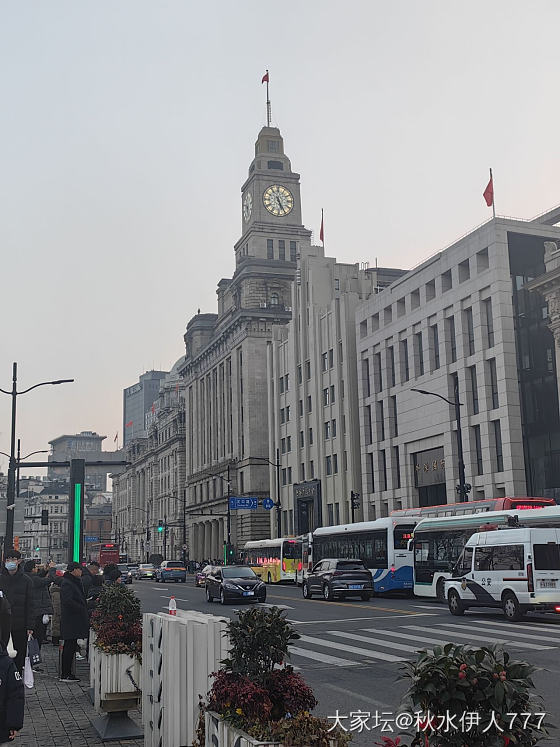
[245,450,281,538]
[411,380,471,503]
[0,363,74,552]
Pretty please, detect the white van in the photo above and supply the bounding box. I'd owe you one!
[446,527,560,621]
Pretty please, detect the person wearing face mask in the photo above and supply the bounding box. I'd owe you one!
[59,562,89,682]
[0,551,33,675]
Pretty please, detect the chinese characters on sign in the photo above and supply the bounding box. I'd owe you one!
[412,446,446,488]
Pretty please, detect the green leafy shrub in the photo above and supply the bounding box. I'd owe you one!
[400,643,549,746]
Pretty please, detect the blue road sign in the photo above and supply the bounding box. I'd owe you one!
[84,536,99,543]
[262,497,274,510]
[229,496,258,510]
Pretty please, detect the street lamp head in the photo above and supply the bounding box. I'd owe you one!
[51,379,75,385]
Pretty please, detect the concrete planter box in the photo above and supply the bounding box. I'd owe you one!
[92,649,143,741]
[205,711,341,747]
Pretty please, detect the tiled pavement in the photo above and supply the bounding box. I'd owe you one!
[20,642,143,747]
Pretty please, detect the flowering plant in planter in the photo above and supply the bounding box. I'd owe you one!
[90,583,142,661]
[195,606,351,746]
[399,643,550,746]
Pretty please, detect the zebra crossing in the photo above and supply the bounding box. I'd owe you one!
[287,617,560,669]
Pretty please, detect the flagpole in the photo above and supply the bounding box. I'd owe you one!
[490,167,495,218]
[321,208,324,248]
[265,69,271,127]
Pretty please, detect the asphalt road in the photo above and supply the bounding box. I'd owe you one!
[131,576,559,745]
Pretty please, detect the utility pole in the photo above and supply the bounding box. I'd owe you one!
[182,489,187,567]
[163,515,168,559]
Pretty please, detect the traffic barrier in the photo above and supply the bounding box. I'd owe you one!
[142,608,229,747]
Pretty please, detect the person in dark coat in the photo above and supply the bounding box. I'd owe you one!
[81,561,100,598]
[0,595,23,745]
[23,560,55,649]
[49,577,61,646]
[60,562,89,682]
[0,551,33,675]
[101,563,121,585]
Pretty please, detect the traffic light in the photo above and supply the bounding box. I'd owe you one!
[351,491,361,509]
[41,509,49,526]
[35,545,40,553]
[224,543,235,565]
[157,520,164,533]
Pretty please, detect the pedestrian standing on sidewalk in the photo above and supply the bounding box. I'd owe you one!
[0,551,33,675]
[0,595,24,745]
[81,561,100,598]
[49,575,61,646]
[23,560,55,649]
[60,562,89,683]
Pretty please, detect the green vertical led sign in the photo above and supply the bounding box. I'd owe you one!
[73,483,82,562]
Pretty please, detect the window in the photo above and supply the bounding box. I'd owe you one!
[290,241,297,262]
[270,293,279,306]
[287,466,292,483]
[267,140,279,152]
[323,388,329,406]
[400,339,409,382]
[534,544,560,570]
[362,358,371,398]
[267,159,283,170]
[324,421,331,439]
[287,435,292,452]
[493,420,503,472]
[411,289,420,309]
[299,430,304,448]
[446,316,457,363]
[475,545,523,571]
[338,341,343,363]
[391,395,398,437]
[388,346,395,386]
[309,460,314,478]
[267,239,274,260]
[414,332,424,377]
[333,453,338,473]
[285,374,290,391]
[277,240,285,260]
[307,395,312,412]
[327,504,334,525]
[393,446,401,489]
[488,358,498,409]
[329,348,334,368]
[297,365,302,384]
[332,419,337,437]
[365,405,373,444]
[279,376,284,394]
[322,352,329,371]
[477,247,489,273]
[425,279,436,301]
[380,450,387,491]
[335,278,340,291]
[374,352,383,392]
[326,455,332,475]
[282,468,287,486]
[441,269,452,292]
[308,427,313,445]
[280,408,285,424]
[469,365,479,414]
[458,259,470,283]
[483,298,494,348]
[300,462,305,481]
[367,452,375,493]
[431,324,440,370]
[330,385,335,403]
[473,424,483,475]
[377,400,385,441]
[285,405,290,421]
[456,547,473,575]
[464,308,475,355]
[305,361,311,380]
[298,399,303,417]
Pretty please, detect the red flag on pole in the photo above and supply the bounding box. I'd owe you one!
[319,209,324,245]
[261,71,269,84]
[151,403,155,415]
[125,420,133,428]
[114,432,118,443]
[483,170,494,207]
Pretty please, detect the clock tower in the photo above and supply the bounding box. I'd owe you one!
[234,126,311,265]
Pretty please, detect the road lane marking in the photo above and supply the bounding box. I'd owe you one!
[473,619,560,634]
[413,605,444,610]
[328,630,422,654]
[289,646,360,667]
[444,622,560,644]
[287,614,433,625]
[406,624,552,650]
[298,634,405,663]
[321,683,391,709]
[360,628,453,647]
[267,593,421,614]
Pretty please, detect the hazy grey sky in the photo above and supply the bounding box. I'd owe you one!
[2,1,559,474]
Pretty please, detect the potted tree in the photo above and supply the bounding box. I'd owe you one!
[197,606,351,747]
[90,583,143,740]
[398,643,549,746]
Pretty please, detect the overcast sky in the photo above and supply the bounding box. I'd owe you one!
[1,1,559,475]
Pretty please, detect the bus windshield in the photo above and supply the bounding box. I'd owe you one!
[282,540,299,559]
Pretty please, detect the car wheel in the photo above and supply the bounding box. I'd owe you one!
[361,592,371,601]
[322,583,332,601]
[503,592,523,621]
[267,572,272,584]
[436,578,446,602]
[206,586,213,603]
[220,589,226,605]
[302,582,312,599]
[448,589,465,616]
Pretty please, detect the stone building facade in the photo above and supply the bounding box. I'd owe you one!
[267,246,406,535]
[178,125,313,559]
[356,212,560,519]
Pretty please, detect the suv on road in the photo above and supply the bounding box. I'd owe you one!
[156,560,187,583]
[303,558,374,601]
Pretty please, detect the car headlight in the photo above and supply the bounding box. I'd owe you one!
[223,582,238,589]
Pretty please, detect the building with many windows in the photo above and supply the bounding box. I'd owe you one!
[357,212,560,518]
[267,246,406,535]
[123,370,169,446]
[178,124,313,556]
[47,431,123,491]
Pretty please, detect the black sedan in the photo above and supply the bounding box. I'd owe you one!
[117,563,133,584]
[205,565,266,605]
[302,558,373,601]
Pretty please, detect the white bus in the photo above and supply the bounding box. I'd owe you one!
[242,538,300,583]
[412,506,560,599]
[312,517,416,594]
[294,532,312,586]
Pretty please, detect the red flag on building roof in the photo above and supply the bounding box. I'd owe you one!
[483,173,494,207]
[125,420,133,428]
[319,209,324,245]
[262,71,269,84]
[151,403,155,414]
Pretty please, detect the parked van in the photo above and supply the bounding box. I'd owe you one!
[446,527,560,621]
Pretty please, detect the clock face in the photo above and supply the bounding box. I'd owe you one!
[243,191,253,222]
[263,185,294,217]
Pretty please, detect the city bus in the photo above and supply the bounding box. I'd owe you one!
[89,542,120,567]
[412,506,560,599]
[312,517,417,594]
[392,496,555,519]
[242,538,300,583]
[295,532,312,585]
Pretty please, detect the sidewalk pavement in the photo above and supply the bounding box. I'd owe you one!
[20,641,143,747]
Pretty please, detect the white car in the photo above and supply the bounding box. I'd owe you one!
[446,526,560,621]
[136,563,156,580]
